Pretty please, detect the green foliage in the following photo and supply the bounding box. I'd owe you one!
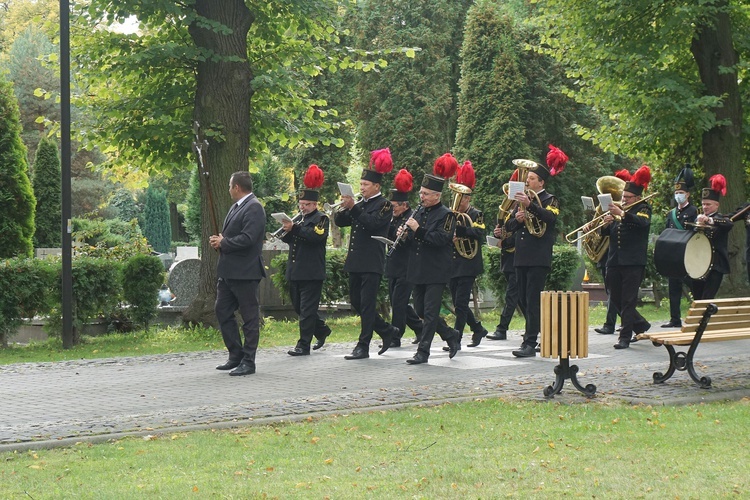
[31,136,62,247]
[253,154,297,234]
[141,186,171,253]
[122,254,165,330]
[72,218,151,260]
[0,258,56,346]
[183,168,202,241]
[0,75,35,258]
[63,257,123,336]
[108,188,141,223]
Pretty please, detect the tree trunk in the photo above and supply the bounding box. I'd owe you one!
[183,0,254,326]
[690,1,746,293]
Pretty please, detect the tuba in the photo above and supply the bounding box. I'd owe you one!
[511,159,546,237]
[579,175,626,262]
[449,182,479,259]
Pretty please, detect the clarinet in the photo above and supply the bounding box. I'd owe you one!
[387,204,423,257]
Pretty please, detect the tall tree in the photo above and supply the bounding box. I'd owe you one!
[537,0,748,287]
[0,75,35,258]
[141,185,171,254]
[31,136,61,247]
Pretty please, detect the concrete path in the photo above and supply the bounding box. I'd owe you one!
[2,326,749,451]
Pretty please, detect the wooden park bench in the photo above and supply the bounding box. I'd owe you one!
[636,298,750,388]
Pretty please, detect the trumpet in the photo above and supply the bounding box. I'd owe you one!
[323,194,363,214]
[566,192,658,244]
[266,211,304,242]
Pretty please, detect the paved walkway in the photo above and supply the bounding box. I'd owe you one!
[2,325,749,451]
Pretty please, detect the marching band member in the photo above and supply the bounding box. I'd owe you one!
[385,169,423,347]
[282,165,332,356]
[401,154,461,365]
[661,167,697,328]
[691,174,733,300]
[599,165,652,349]
[505,145,567,358]
[335,148,399,360]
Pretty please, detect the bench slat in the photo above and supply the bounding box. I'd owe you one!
[680,319,750,332]
[692,298,750,307]
[639,329,750,346]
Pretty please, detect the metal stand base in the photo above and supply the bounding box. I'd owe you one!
[543,358,597,398]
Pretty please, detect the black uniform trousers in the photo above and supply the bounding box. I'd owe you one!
[667,276,691,323]
[413,282,455,357]
[691,270,724,300]
[388,276,423,340]
[606,265,648,341]
[289,280,328,350]
[497,270,524,332]
[215,277,261,366]
[449,276,481,335]
[516,266,549,348]
[349,272,390,349]
[598,260,619,330]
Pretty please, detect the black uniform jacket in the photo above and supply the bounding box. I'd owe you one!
[504,190,558,268]
[497,214,517,274]
[385,207,414,279]
[699,211,733,275]
[281,209,329,281]
[217,193,266,280]
[604,201,651,267]
[406,203,457,285]
[665,203,698,230]
[334,193,393,274]
[451,206,485,278]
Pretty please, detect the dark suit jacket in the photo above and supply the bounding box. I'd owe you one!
[217,193,266,280]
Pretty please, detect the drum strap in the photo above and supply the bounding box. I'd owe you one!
[669,208,684,230]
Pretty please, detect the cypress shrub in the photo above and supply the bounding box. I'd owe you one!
[142,186,171,253]
[32,137,62,248]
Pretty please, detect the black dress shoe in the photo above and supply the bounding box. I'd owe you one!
[486,329,507,341]
[229,362,256,376]
[216,360,242,370]
[634,321,651,334]
[661,321,681,328]
[467,327,489,347]
[512,344,536,358]
[613,339,630,349]
[287,347,310,356]
[378,326,399,355]
[594,327,614,335]
[312,325,332,350]
[344,347,369,360]
[406,351,429,364]
[447,334,461,359]
[411,337,420,344]
[389,338,401,348]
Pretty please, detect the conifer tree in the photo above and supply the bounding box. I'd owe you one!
[142,186,171,253]
[31,137,61,248]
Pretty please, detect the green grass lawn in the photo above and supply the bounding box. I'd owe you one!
[0,302,675,365]
[2,398,748,498]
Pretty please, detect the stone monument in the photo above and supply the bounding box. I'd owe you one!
[167,258,201,307]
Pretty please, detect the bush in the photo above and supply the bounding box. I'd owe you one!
[0,258,57,346]
[31,137,62,248]
[73,218,151,260]
[142,186,171,253]
[122,254,165,330]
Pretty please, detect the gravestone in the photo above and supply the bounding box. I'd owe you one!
[167,258,201,307]
[175,246,199,261]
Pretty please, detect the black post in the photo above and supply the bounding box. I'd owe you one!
[60,0,73,347]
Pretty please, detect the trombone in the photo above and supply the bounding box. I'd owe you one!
[566,192,658,244]
[323,194,363,215]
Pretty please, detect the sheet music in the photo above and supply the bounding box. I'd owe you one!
[271,212,293,224]
[486,235,501,248]
[597,193,614,211]
[581,196,595,212]
[337,182,355,198]
[508,181,526,200]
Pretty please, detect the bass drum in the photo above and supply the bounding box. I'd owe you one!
[654,228,712,280]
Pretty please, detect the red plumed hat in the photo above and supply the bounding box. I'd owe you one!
[624,165,650,196]
[300,164,324,201]
[456,161,476,190]
[614,169,631,182]
[433,153,459,179]
[546,145,569,177]
[702,174,727,201]
[369,148,394,174]
[391,168,414,202]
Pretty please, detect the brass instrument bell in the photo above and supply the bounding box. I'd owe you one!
[448,182,479,259]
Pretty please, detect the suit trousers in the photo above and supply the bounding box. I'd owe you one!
[599,263,619,330]
[449,275,481,334]
[516,266,549,348]
[388,276,423,339]
[497,270,524,332]
[349,272,390,349]
[691,270,724,300]
[289,280,327,350]
[606,265,648,341]
[667,276,691,323]
[215,278,261,365]
[413,282,454,356]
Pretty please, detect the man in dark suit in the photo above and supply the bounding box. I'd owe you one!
[211,171,266,376]
[334,148,399,360]
[282,164,331,356]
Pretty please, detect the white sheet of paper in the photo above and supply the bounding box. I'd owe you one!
[486,235,501,248]
[271,212,293,224]
[337,182,355,198]
[508,181,526,199]
[597,193,613,211]
[581,196,595,211]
